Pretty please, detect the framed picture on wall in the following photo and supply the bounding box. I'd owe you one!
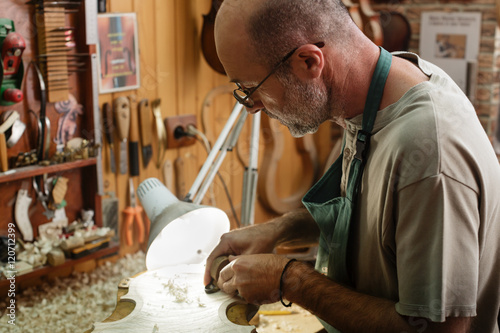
[96,12,140,94]
[419,12,481,94]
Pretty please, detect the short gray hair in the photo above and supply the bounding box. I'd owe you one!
[247,0,353,68]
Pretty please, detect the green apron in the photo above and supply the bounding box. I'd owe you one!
[302,47,392,333]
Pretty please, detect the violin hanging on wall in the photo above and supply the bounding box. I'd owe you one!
[201,0,226,75]
[344,0,411,52]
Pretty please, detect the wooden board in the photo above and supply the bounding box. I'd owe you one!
[91,264,257,332]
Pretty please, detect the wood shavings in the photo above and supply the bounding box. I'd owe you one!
[0,251,146,333]
[161,278,189,303]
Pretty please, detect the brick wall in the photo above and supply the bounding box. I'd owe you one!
[374,0,499,144]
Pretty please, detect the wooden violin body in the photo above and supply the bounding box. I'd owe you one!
[90,265,257,332]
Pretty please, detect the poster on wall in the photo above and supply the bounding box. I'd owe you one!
[97,13,140,94]
[419,11,481,93]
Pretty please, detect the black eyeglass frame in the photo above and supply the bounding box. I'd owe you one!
[233,42,325,108]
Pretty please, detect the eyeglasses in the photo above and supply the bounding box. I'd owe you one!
[233,42,325,108]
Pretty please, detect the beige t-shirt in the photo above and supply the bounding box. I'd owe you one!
[341,52,500,332]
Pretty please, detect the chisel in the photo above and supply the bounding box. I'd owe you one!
[138,99,153,168]
[113,96,130,174]
[128,95,140,177]
[103,102,116,173]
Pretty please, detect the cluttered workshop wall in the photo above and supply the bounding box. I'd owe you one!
[100,0,335,255]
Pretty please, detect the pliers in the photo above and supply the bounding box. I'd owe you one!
[124,178,147,246]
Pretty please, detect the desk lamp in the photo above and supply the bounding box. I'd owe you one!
[137,178,230,270]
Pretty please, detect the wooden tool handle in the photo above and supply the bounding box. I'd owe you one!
[113,96,130,140]
[139,99,152,146]
[162,159,174,191]
[0,133,8,172]
[129,94,139,142]
[128,95,140,176]
[210,255,230,284]
[103,102,114,144]
[174,156,186,199]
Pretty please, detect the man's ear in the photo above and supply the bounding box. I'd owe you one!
[290,43,324,80]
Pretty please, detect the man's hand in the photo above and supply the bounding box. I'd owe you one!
[217,254,289,305]
[203,223,280,286]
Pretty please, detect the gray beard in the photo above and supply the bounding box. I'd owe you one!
[269,72,339,137]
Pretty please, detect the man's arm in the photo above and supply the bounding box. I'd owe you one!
[283,260,472,333]
[273,207,320,248]
[204,207,319,285]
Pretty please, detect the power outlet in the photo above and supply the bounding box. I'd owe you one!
[164,114,197,149]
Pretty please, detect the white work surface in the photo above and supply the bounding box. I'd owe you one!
[91,264,257,332]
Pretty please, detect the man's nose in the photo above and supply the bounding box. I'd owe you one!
[245,100,264,114]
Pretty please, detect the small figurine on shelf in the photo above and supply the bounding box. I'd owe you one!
[81,208,94,227]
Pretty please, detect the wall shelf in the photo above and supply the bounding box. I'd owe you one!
[0,242,119,290]
[0,158,97,184]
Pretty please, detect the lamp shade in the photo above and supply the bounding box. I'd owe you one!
[137,178,230,270]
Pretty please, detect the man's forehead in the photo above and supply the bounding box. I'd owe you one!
[219,0,265,13]
[214,0,269,83]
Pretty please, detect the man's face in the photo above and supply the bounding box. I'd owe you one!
[261,69,332,137]
[214,1,337,136]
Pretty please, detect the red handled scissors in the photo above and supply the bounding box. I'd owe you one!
[124,178,147,246]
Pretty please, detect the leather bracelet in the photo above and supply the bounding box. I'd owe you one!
[279,258,297,307]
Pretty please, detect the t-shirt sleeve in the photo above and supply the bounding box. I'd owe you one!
[394,173,478,322]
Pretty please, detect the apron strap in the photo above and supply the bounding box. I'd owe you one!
[331,47,392,285]
[347,46,392,199]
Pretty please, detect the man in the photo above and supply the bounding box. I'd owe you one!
[204,0,500,332]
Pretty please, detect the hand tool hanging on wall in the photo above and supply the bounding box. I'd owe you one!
[0,19,26,105]
[25,61,50,162]
[162,159,174,191]
[43,32,74,41]
[123,178,145,246]
[113,96,130,174]
[102,102,116,173]
[37,52,87,80]
[128,95,140,177]
[174,156,186,199]
[151,98,166,168]
[102,192,119,241]
[30,109,51,161]
[138,99,153,168]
